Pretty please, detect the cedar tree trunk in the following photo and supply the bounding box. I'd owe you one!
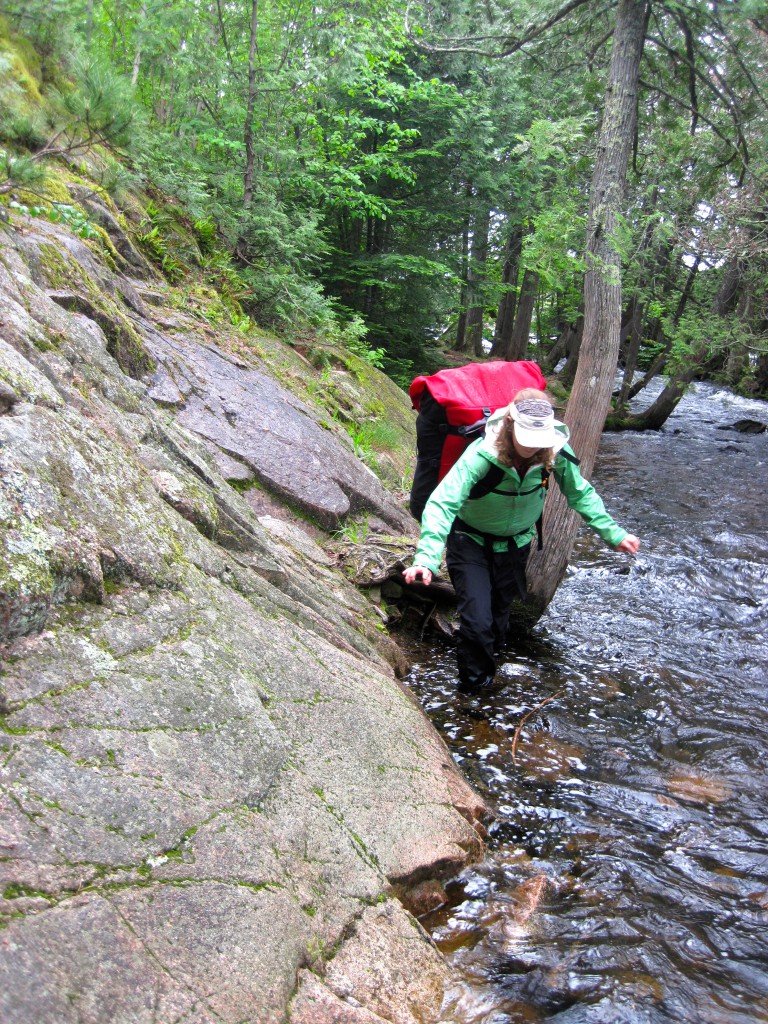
[242,0,259,212]
[466,207,491,357]
[525,0,648,616]
[504,268,539,361]
[491,226,523,356]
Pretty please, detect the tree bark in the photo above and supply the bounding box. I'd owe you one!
[623,257,700,403]
[616,294,644,411]
[608,369,697,430]
[364,214,388,320]
[504,268,539,361]
[526,0,648,616]
[558,316,584,385]
[130,2,148,87]
[606,252,738,432]
[755,350,768,396]
[724,287,751,385]
[455,206,471,351]
[491,226,522,356]
[242,0,259,213]
[465,207,491,357]
[86,0,95,48]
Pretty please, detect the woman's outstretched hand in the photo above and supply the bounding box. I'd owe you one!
[403,564,433,586]
[616,534,641,555]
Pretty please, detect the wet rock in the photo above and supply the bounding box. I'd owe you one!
[551,995,656,1022]
[398,878,449,918]
[382,579,404,599]
[321,900,452,1023]
[290,971,392,1023]
[666,770,732,805]
[517,963,601,1014]
[717,418,767,434]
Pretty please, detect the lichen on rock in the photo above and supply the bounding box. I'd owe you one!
[0,168,488,1024]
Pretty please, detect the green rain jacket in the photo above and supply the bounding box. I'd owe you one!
[413,413,627,575]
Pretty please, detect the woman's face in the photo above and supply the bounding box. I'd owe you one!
[512,431,542,460]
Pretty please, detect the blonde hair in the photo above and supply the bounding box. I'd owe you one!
[495,388,556,471]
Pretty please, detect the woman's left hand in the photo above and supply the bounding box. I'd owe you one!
[616,534,640,555]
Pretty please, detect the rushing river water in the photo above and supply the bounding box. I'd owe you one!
[402,383,768,1024]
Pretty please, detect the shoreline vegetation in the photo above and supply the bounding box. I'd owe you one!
[1,3,766,412]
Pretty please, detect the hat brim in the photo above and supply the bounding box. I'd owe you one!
[513,422,558,449]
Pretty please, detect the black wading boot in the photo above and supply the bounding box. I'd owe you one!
[457,673,498,694]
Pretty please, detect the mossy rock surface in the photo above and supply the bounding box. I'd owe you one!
[0,149,486,1024]
[0,21,43,105]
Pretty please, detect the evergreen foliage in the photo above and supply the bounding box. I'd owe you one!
[0,0,766,402]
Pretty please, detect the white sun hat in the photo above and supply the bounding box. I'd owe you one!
[509,397,558,449]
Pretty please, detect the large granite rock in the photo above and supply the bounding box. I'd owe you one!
[9,216,413,534]
[0,220,487,1023]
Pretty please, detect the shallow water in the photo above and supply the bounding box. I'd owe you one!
[403,383,768,1024]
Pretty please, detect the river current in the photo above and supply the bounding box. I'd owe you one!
[403,383,768,1024]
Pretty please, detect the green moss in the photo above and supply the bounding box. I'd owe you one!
[3,882,49,900]
[0,28,43,105]
[105,316,155,379]
[0,719,33,735]
[36,174,72,206]
[227,475,259,494]
[86,224,121,272]
[35,241,79,290]
[546,379,570,403]
[0,505,56,604]
[45,288,156,380]
[45,740,71,758]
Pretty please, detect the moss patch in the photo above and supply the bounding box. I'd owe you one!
[34,241,78,290]
[0,21,43,106]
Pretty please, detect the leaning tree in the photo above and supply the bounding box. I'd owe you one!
[408,0,649,613]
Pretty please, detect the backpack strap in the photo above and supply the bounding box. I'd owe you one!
[463,463,551,549]
[468,463,550,501]
[454,517,533,549]
[468,463,505,500]
[461,449,579,549]
[456,408,491,440]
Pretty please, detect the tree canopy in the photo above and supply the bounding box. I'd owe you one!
[1,0,766,399]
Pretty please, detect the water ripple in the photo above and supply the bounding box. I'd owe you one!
[404,383,768,1023]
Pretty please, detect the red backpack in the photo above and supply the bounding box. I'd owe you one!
[408,360,547,521]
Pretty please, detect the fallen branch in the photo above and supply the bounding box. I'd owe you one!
[511,690,564,766]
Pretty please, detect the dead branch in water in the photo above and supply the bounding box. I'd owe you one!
[511,690,565,766]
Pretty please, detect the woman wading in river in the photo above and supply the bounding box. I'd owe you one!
[403,389,641,692]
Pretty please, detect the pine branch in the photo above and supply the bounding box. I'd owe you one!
[405,0,603,58]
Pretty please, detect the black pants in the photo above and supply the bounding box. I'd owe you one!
[446,530,530,690]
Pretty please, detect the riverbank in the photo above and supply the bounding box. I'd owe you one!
[0,204,490,1023]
